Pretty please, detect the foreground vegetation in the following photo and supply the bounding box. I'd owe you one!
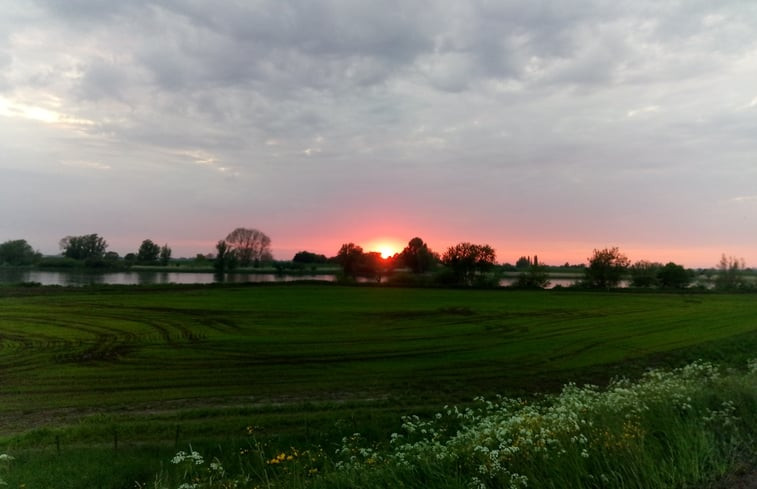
[153,359,757,489]
[0,284,755,488]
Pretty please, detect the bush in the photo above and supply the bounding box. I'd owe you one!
[37,256,82,268]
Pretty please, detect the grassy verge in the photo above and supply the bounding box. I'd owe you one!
[145,359,757,489]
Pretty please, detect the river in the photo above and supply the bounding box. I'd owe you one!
[0,269,584,288]
[0,269,338,286]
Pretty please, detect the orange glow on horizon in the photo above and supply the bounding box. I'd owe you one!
[365,238,404,259]
[378,246,396,259]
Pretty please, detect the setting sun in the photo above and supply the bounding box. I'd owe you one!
[378,246,396,259]
[366,239,404,259]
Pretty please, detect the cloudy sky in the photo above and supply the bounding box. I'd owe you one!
[2,1,756,267]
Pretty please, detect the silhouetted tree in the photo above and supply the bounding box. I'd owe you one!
[214,240,237,274]
[360,251,386,282]
[584,247,630,289]
[714,254,747,290]
[657,262,692,289]
[441,242,496,286]
[59,234,108,261]
[103,251,120,266]
[399,237,437,273]
[225,228,272,267]
[515,256,532,269]
[137,239,161,264]
[629,260,662,288]
[292,251,328,264]
[514,263,550,289]
[159,244,172,266]
[336,243,364,278]
[0,239,41,266]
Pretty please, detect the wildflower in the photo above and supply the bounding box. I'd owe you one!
[171,450,204,466]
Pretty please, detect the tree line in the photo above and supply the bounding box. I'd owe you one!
[0,234,173,269]
[0,232,752,291]
[325,241,753,291]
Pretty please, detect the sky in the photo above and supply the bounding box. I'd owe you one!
[1,1,756,268]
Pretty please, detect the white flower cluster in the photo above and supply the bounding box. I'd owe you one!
[0,454,13,486]
[703,400,739,427]
[171,450,205,465]
[335,360,752,489]
[748,358,757,375]
[167,451,230,489]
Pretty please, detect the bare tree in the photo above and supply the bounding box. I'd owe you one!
[715,254,747,290]
[225,228,272,267]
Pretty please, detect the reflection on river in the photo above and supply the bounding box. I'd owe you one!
[0,269,339,287]
[0,269,583,288]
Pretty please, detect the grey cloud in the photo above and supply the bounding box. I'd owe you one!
[32,0,151,24]
[5,0,757,264]
[647,1,757,46]
[167,1,434,60]
[0,53,9,90]
[130,1,435,97]
[76,57,136,102]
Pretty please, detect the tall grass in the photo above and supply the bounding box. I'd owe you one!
[149,359,756,489]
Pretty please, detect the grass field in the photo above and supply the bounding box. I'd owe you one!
[0,284,755,487]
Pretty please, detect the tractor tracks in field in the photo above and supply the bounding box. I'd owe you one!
[0,306,239,366]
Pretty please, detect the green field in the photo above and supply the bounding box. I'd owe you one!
[0,284,755,487]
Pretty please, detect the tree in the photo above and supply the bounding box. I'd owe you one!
[515,256,532,269]
[399,237,437,274]
[292,251,328,264]
[440,242,496,286]
[159,244,172,266]
[714,254,747,290]
[657,262,692,289]
[137,239,161,264]
[629,260,662,288]
[59,234,108,261]
[584,247,630,289]
[514,263,551,289]
[103,251,120,266]
[214,240,237,274]
[225,228,272,267]
[0,239,41,266]
[361,251,386,282]
[335,243,364,278]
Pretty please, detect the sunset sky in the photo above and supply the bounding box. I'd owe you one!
[1,1,756,267]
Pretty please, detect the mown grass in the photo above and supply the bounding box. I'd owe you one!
[0,284,755,487]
